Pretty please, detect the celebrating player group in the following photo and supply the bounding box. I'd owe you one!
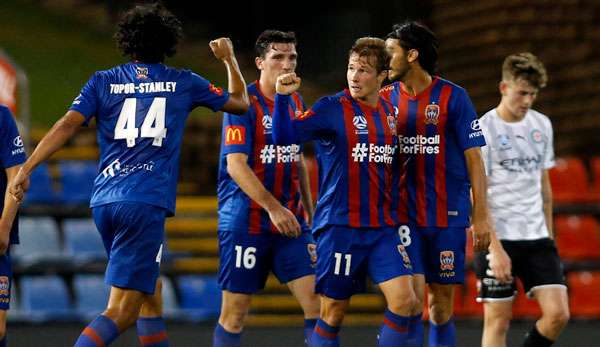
[0,2,568,347]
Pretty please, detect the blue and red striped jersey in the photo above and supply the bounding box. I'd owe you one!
[273,90,401,232]
[217,81,308,234]
[380,77,486,228]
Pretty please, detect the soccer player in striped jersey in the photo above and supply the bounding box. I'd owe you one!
[273,37,417,347]
[476,53,569,347]
[215,30,319,347]
[380,21,493,346]
[0,105,26,347]
[9,4,249,346]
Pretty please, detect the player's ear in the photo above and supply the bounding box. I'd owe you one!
[499,80,508,96]
[377,69,387,85]
[407,49,419,64]
[255,56,264,70]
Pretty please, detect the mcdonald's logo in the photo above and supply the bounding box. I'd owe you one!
[225,126,245,145]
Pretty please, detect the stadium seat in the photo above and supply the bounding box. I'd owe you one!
[73,274,110,320]
[568,271,600,318]
[63,218,107,264]
[554,215,600,261]
[22,163,56,205]
[58,160,97,204]
[460,271,483,317]
[589,157,600,201]
[512,280,542,318]
[161,276,181,319]
[548,157,593,203]
[12,217,69,267]
[177,275,221,321]
[20,275,75,321]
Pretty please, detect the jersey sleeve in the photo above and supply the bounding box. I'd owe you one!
[0,107,26,168]
[450,87,486,151]
[543,117,555,170]
[190,73,230,112]
[221,108,254,156]
[292,96,338,143]
[69,73,100,124]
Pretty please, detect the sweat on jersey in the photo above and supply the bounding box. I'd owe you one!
[480,108,554,241]
[217,81,308,234]
[69,62,230,215]
[0,105,26,244]
[380,77,485,228]
[272,90,401,232]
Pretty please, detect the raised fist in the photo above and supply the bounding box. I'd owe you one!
[209,37,234,61]
[276,73,301,95]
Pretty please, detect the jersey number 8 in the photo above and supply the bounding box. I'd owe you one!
[398,225,412,247]
[115,97,167,147]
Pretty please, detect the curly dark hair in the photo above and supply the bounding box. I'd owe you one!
[114,3,183,63]
[387,21,439,76]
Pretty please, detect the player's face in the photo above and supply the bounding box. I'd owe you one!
[256,43,297,86]
[347,53,386,101]
[386,38,410,82]
[500,78,538,118]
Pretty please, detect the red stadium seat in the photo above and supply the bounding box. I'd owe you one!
[554,215,600,261]
[589,157,600,201]
[548,157,593,203]
[568,271,600,318]
[512,280,542,318]
[460,271,484,317]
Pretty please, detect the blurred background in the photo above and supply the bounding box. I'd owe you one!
[1,0,600,345]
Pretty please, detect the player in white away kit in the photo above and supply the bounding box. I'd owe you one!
[475,53,569,347]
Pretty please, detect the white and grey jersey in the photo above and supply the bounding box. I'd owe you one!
[479,109,555,241]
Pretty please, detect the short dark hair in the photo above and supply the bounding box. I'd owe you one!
[349,37,389,74]
[387,21,438,75]
[255,30,297,58]
[502,52,548,89]
[115,3,183,63]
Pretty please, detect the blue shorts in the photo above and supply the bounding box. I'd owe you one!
[315,226,413,300]
[400,224,466,284]
[0,253,11,310]
[93,202,166,294]
[218,230,316,294]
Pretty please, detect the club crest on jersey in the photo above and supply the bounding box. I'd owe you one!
[225,126,245,145]
[353,114,369,134]
[397,245,412,269]
[208,83,224,96]
[440,251,455,271]
[425,104,439,125]
[497,134,512,151]
[262,114,273,134]
[531,129,543,143]
[307,243,317,267]
[135,66,148,79]
[387,115,397,135]
[0,276,9,296]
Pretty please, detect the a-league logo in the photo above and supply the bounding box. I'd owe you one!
[440,250,455,271]
[387,115,397,136]
[425,104,439,125]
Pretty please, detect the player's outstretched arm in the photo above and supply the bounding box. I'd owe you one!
[272,73,301,145]
[0,165,23,255]
[226,153,301,237]
[209,38,249,115]
[9,110,85,198]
